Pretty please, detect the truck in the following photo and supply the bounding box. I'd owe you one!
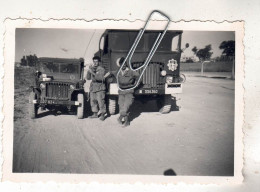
[96,29,188,114]
[28,57,85,119]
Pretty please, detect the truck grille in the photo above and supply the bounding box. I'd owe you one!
[133,62,165,89]
[45,82,70,100]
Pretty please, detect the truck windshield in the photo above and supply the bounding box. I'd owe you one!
[108,31,181,52]
[147,33,180,51]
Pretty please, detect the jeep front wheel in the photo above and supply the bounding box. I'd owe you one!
[29,91,38,119]
[159,95,172,114]
[77,93,84,119]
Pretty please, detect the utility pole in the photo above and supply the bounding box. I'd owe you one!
[201,61,210,76]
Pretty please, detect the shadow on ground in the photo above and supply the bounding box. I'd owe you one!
[129,97,179,123]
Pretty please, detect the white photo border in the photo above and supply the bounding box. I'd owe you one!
[2,19,244,184]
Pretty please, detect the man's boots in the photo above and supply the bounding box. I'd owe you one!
[99,113,105,121]
[89,112,98,118]
[122,115,130,127]
[117,115,123,124]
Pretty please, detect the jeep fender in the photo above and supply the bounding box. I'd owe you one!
[30,87,41,98]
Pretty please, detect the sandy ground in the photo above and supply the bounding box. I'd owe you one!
[12,71,234,176]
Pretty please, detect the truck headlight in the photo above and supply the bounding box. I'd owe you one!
[160,70,167,76]
[40,83,46,89]
[70,84,75,90]
[166,76,173,84]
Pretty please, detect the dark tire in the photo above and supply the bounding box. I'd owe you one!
[29,91,38,119]
[159,95,172,114]
[108,96,117,115]
[77,93,84,119]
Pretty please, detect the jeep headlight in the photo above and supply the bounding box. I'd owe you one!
[166,76,173,84]
[40,83,46,89]
[70,84,75,90]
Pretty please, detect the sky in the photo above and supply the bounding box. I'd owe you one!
[15,28,235,63]
[182,31,235,59]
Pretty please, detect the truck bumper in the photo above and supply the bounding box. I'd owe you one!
[165,83,182,95]
[108,83,182,95]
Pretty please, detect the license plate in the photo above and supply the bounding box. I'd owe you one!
[140,89,159,94]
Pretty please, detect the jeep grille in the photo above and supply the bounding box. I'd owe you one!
[45,82,70,100]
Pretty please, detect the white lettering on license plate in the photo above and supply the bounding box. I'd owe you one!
[144,90,158,94]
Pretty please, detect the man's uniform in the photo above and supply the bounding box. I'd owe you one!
[117,68,139,126]
[86,66,106,117]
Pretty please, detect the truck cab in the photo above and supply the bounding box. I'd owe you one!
[96,29,186,114]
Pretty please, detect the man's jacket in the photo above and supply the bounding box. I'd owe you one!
[86,66,106,93]
[117,68,139,94]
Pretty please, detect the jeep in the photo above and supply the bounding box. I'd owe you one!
[29,57,85,119]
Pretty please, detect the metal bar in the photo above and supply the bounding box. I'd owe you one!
[51,83,54,97]
[147,64,151,88]
[61,83,64,98]
[151,63,154,88]
[155,63,158,88]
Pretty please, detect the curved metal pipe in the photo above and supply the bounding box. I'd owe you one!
[116,10,171,91]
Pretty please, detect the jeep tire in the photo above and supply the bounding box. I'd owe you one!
[77,93,84,119]
[159,94,172,114]
[29,91,38,119]
[108,96,117,115]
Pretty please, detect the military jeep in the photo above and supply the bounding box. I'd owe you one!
[29,57,85,119]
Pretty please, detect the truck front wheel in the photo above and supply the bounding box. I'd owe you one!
[77,93,84,119]
[159,95,172,114]
[29,91,38,119]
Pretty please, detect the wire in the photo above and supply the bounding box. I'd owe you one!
[83,29,96,58]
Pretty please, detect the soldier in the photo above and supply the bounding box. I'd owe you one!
[86,56,107,121]
[108,57,139,127]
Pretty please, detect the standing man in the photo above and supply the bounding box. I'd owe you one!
[111,57,139,127]
[86,56,107,121]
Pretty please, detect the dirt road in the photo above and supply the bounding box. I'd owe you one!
[13,73,234,176]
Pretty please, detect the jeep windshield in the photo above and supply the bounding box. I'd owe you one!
[60,64,79,73]
[40,63,60,73]
[40,63,79,74]
[38,62,80,80]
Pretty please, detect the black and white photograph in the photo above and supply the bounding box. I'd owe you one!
[11,27,236,177]
[4,0,260,192]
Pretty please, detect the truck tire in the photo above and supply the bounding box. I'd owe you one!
[77,93,84,119]
[179,73,186,83]
[108,96,117,115]
[159,95,172,114]
[29,91,38,119]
